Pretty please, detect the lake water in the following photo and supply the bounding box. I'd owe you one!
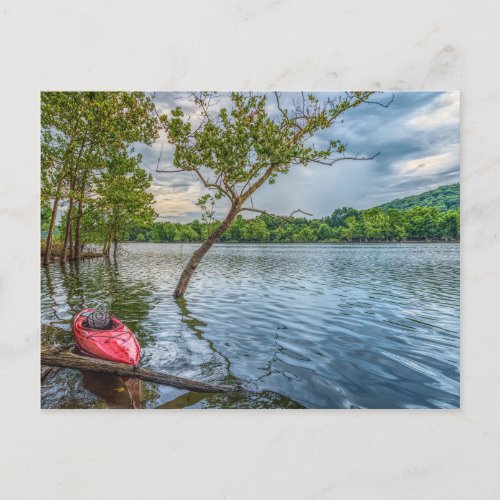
[41,242,460,409]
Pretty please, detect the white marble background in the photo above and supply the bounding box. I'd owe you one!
[0,0,499,498]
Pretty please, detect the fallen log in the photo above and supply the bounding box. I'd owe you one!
[41,344,73,382]
[41,345,243,394]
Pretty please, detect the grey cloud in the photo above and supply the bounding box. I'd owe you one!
[133,91,459,221]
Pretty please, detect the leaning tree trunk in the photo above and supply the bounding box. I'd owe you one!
[113,237,118,259]
[173,204,240,298]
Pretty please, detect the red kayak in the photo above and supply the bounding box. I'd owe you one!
[73,308,140,366]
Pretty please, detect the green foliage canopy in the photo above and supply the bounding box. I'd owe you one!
[41,91,159,259]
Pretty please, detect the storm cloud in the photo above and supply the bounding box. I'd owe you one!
[135,91,459,222]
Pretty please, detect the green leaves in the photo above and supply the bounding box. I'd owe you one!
[195,194,216,225]
[159,91,378,209]
[80,152,156,244]
[42,92,160,249]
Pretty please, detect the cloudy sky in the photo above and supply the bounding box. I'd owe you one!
[136,91,459,222]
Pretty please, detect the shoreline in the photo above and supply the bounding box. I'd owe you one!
[41,252,104,264]
[123,240,460,245]
[40,240,460,265]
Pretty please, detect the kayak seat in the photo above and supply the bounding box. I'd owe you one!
[83,310,114,330]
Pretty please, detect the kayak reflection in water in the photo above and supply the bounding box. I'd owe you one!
[81,370,142,409]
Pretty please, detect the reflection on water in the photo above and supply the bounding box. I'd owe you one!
[81,371,142,409]
[41,243,459,409]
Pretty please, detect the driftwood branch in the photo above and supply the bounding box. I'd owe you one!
[41,346,243,394]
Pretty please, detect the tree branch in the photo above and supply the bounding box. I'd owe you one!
[156,143,163,170]
[240,207,313,219]
[309,152,380,166]
[241,161,280,200]
[155,163,236,202]
[365,93,395,108]
[155,167,184,173]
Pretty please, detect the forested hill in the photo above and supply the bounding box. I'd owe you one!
[120,183,460,244]
[377,183,459,211]
[124,183,460,243]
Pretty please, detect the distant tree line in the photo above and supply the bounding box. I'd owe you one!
[128,205,460,244]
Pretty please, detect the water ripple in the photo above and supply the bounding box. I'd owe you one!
[41,243,459,409]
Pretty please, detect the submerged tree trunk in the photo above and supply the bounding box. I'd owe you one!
[74,197,83,260]
[73,169,89,260]
[62,214,72,260]
[173,204,240,298]
[113,237,118,259]
[69,218,74,259]
[43,178,63,265]
[103,229,112,258]
[61,198,73,261]
[103,240,110,258]
[62,169,77,261]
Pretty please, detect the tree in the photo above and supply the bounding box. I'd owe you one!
[361,208,389,241]
[246,218,270,242]
[438,210,459,240]
[339,216,358,241]
[83,152,156,258]
[222,215,246,241]
[387,209,407,241]
[324,207,359,227]
[41,201,52,234]
[317,223,333,240]
[174,224,200,242]
[292,226,316,242]
[41,92,87,264]
[405,206,438,240]
[41,91,158,263]
[190,219,203,239]
[158,91,389,297]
